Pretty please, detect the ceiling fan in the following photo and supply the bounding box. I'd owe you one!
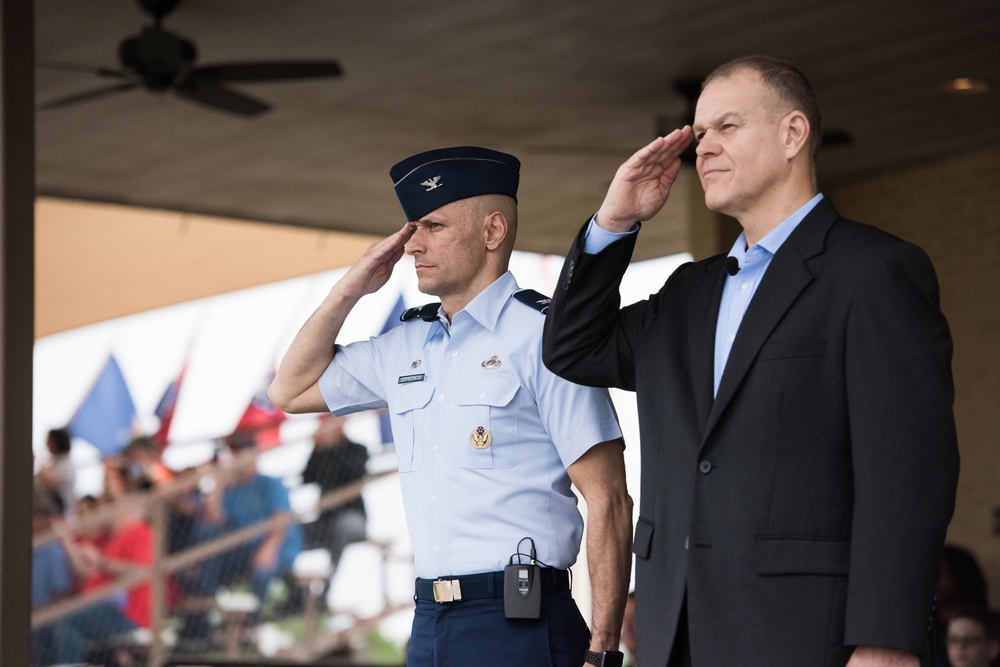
[39,0,343,117]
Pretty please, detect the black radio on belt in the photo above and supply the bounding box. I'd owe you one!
[504,538,542,620]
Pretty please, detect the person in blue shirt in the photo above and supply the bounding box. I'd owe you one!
[178,431,303,646]
[270,146,633,667]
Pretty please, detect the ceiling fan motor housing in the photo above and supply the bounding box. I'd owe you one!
[136,0,181,20]
[119,28,196,90]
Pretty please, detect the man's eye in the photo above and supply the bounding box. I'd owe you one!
[694,131,705,142]
[721,123,736,131]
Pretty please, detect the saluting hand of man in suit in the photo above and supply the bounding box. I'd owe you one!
[595,126,694,233]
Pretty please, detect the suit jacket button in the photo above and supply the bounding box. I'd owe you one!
[698,460,713,474]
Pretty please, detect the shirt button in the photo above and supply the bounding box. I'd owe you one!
[479,392,486,399]
[451,350,459,357]
[741,283,749,290]
[432,444,439,453]
[437,395,445,402]
[430,495,436,503]
[698,460,713,474]
[434,546,441,555]
[729,335,735,342]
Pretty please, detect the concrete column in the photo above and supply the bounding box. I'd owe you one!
[0,2,36,665]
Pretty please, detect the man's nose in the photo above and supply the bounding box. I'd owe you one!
[404,226,422,254]
[695,134,717,158]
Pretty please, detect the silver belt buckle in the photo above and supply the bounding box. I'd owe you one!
[432,579,463,603]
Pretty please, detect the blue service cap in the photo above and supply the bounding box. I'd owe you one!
[389,146,520,222]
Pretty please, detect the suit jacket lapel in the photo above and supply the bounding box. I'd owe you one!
[701,198,839,444]
[690,256,730,434]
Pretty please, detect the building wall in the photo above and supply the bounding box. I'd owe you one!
[826,143,1000,605]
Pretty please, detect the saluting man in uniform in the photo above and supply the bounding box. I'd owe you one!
[269,146,633,667]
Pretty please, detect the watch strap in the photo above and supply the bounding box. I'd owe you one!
[584,649,624,667]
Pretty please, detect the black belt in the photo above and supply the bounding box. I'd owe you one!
[414,568,571,602]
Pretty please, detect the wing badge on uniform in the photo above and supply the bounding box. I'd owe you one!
[481,355,501,369]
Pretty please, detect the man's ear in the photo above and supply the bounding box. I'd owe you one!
[483,210,508,251]
[782,110,810,160]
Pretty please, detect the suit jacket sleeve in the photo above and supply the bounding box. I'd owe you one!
[843,240,959,652]
[543,220,659,391]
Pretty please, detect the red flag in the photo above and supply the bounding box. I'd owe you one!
[151,362,186,448]
[234,371,286,450]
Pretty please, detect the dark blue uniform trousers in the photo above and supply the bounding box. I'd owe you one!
[407,590,590,667]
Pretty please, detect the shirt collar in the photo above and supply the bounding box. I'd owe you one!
[460,271,519,330]
[727,193,825,267]
[426,271,519,342]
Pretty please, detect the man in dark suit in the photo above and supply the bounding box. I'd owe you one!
[542,55,959,667]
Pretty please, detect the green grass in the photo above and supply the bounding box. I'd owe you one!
[365,630,406,664]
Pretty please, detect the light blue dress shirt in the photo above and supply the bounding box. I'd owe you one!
[318,271,622,578]
[583,193,824,397]
[712,194,823,394]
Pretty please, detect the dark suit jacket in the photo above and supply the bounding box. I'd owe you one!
[542,198,959,667]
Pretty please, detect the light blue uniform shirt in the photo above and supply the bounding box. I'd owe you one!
[318,271,622,578]
[583,193,823,397]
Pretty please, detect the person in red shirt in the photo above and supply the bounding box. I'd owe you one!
[81,512,157,627]
[65,450,179,628]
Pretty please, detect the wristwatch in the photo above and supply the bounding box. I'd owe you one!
[584,649,624,667]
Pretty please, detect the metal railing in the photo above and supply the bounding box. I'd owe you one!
[32,440,405,667]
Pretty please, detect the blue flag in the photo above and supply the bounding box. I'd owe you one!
[380,294,407,335]
[68,355,137,457]
[378,294,406,445]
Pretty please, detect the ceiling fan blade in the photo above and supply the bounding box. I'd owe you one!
[39,82,139,110]
[174,76,271,116]
[192,60,342,82]
[36,61,129,79]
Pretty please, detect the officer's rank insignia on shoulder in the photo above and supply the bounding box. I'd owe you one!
[400,302,441,322]
[513,289,551,314]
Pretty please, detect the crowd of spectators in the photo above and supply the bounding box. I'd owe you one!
[30,418,369,665]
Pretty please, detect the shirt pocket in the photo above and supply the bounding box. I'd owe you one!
[390,381,434,472]
[453,375,521,469]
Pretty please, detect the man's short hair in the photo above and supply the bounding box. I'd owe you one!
[47,427,71,455]
[704,55,823,163]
